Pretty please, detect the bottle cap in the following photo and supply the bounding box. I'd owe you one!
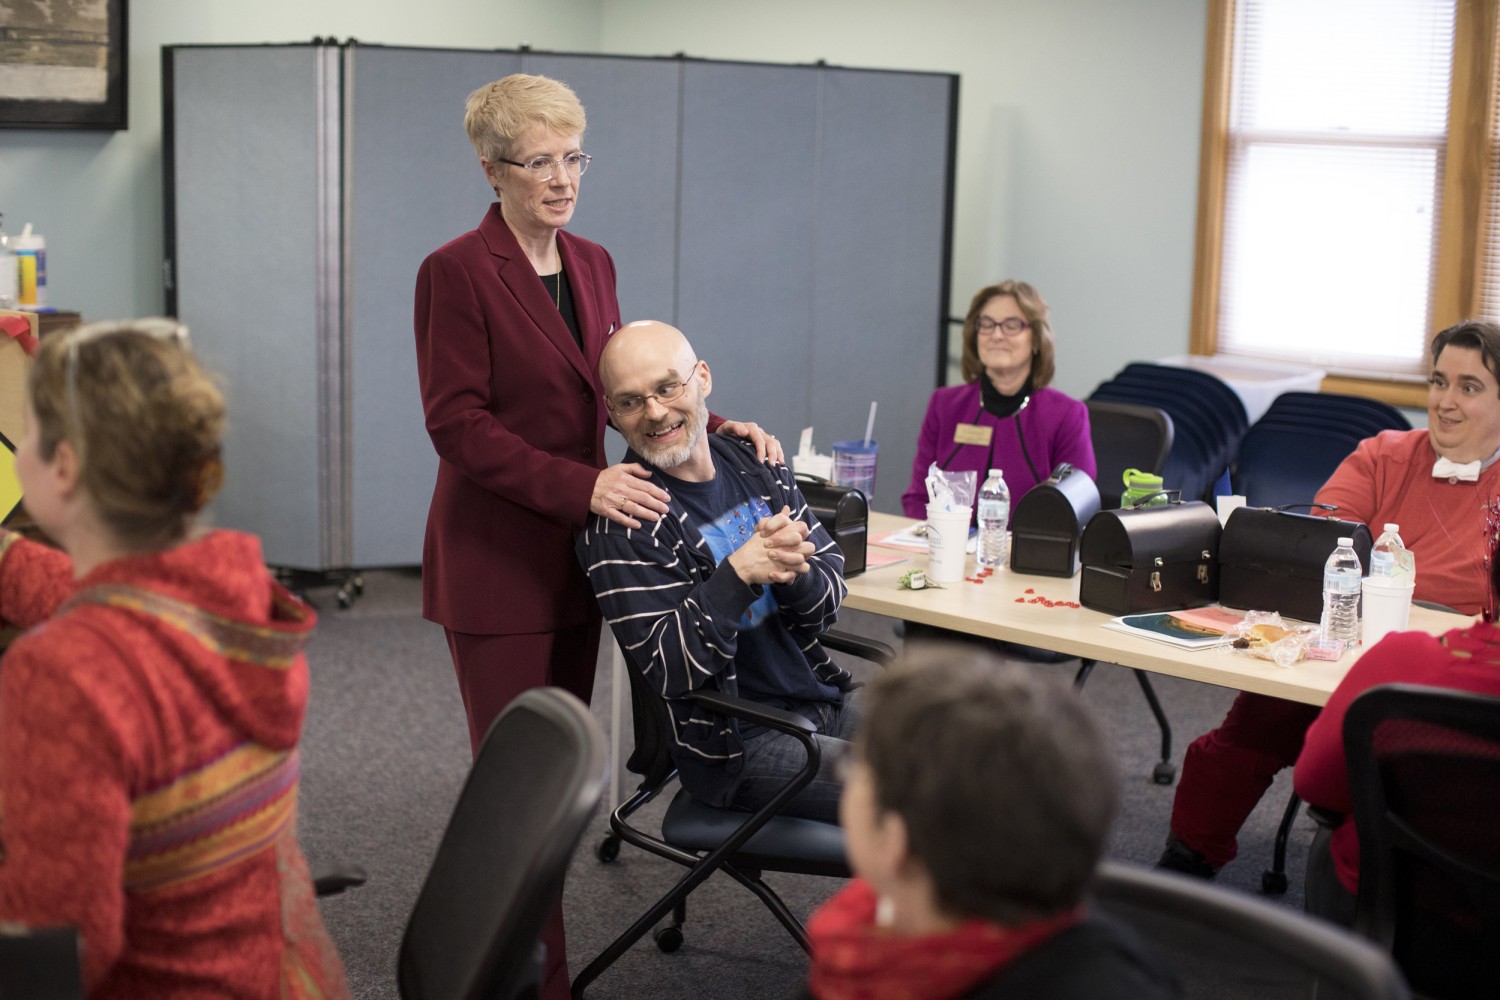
[1383,523,1399,532]
[988,468,1004,478]
[1338,537,1353,546]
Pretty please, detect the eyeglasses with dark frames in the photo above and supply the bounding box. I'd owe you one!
[976,316,1030,337]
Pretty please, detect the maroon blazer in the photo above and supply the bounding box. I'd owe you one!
[414,204,621,635]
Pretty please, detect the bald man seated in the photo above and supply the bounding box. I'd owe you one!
[576,321,856,821]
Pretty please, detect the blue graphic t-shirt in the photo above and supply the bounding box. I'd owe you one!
[664,466,842,719]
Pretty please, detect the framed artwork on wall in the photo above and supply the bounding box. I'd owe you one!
[0,0,127,130]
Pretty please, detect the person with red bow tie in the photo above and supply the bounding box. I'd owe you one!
[1159,319,1500,880]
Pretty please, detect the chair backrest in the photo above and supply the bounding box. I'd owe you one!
[0,926,83,1000]
[1344,683,1500,998]
[1085,400,1174,509]
[398,687,607,1000]
[1259,391,1411,435]
[1232,423,1363,509]
[1091,861,1410,1000]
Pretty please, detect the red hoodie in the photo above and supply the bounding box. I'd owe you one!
[0,530,349,999]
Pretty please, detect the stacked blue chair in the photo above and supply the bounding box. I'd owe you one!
[1233,391,1410,511]
[1088,363,1248,503]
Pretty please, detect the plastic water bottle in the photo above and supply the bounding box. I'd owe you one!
[1320,537,1363,648]
[1369,523,1415,586]
[977,468,1011,568]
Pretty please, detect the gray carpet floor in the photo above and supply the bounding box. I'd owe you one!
[296,569,1319,999]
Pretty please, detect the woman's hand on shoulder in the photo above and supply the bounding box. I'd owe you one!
[592,464,671,529]
[715,421,785,465]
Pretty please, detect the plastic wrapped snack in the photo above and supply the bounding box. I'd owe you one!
[1224,611,1317,668]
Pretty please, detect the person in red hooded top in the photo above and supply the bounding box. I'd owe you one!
[0,320,348,999]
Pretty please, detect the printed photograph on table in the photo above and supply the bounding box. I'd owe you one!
[0,0,127,130]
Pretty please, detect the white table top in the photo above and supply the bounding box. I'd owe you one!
[844,513,1472,706]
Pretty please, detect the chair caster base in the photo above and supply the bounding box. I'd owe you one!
[653,925,684,953]
[1153,761,1176,785]
[595,835,620,863]
[1261,870,1289,895]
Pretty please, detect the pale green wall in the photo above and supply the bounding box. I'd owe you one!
[599,0,1210,398]
[1,0,1207,400]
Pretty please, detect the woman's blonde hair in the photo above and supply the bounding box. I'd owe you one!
[959,279,1056,388]
[464,73,587,162]
[29,319,226,549]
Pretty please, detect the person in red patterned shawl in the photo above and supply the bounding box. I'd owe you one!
[0,320,348,999]
[794,648,1175,1000]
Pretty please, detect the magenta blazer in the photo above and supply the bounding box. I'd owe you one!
[901,382,1096,519]
[414,204,622,635]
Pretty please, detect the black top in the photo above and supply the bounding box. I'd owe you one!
[539,269,581,349]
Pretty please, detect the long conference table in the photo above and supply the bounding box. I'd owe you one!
[844,513,1473,707]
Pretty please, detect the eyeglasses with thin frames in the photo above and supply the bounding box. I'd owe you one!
[494,152,592,183]
[976,316,1030,337]
[607,361,701,417]
[63,318,191,464]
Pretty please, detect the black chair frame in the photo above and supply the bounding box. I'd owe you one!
[572,631,893,998]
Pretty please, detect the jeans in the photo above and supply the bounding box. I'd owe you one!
[728,692,863,824]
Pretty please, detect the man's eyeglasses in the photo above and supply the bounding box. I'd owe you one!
[495,152,592,183]
[607,363,700,417]
[976,316,1030,337]
[64,318,190,462]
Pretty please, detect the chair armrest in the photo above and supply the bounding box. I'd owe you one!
[684,689,815,736]
[821,629,897,666]
[1306,805,1344,829]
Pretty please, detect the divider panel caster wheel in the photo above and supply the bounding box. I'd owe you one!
[595,835,620,863]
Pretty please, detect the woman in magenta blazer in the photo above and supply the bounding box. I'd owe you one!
[414,74,774,1000]
[901,280,1095,519]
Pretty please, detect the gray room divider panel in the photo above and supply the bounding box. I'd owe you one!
[167,45,336,569]
[345,47,520,567]
[524,53,681,328]
[166,43,954,572]
[809,67,955,513]
[676,61,821,479]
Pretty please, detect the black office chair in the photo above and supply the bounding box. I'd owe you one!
[1085,400,1174,510]
[572,631,894,998]
[1343,683,1500,998]
[0,926,83,1000]
[1093,861,1411,999]
[399,687,607,1000]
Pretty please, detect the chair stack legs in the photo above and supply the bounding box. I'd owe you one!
[1262,792,1301,894]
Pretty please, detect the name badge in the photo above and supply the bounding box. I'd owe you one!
[953,423,992,447]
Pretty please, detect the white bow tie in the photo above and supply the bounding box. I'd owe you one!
[1433,456,1481,482]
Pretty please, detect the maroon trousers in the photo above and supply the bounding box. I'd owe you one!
[1169,691,1320,868]
[443,620,603,1000]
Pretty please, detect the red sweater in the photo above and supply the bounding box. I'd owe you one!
[1314,429,1500,616]
[0,530,349,999]
[1294,623,1500,894]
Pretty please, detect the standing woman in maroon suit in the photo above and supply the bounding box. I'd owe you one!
[416,74,777,756]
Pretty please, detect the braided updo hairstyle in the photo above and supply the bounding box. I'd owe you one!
[28,320,225,549]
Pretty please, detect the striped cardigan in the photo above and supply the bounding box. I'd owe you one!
[577,436,849,805]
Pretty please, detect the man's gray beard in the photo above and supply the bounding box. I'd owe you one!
[635,396,708,470]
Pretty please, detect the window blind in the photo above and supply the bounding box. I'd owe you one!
[1217,0,1456,377]
[1482,11,1500,325]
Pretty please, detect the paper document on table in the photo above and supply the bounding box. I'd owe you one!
[871,522,978,553]
[1102,607,1245,649]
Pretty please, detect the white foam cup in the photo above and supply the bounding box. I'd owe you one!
[925,505,972,584]
[1361,577,1414,648]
